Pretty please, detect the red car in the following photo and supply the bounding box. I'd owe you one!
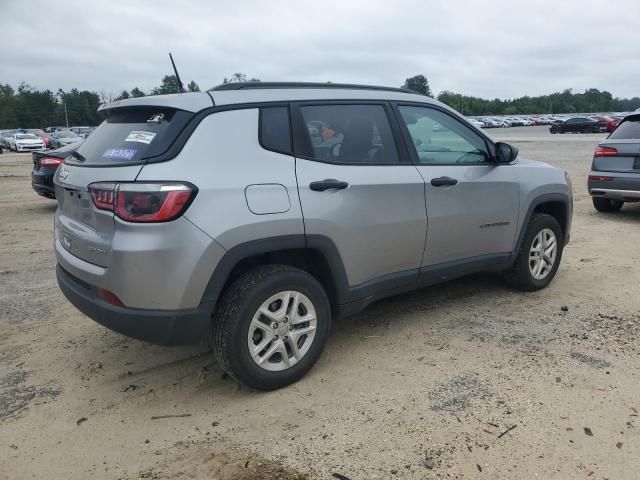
[27,129,52,148]
[602,116,621,133]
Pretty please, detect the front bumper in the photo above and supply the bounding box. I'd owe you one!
[57,264,212,345]
[588,172,640,202]
[17,144,45,152]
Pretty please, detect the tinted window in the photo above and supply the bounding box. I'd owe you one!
[398,106,488,164]
[70,107,192,165]
[298,104,400,164]
[609,118,640,139]
[260,107,292,154]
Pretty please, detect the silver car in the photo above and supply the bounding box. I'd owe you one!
[54,83,573,390]
[588,113,640,211]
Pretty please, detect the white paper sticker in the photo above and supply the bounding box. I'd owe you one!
[125,131,157,144]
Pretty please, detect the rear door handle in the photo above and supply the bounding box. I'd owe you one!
[309,179,349,191]
[430,176,458,187]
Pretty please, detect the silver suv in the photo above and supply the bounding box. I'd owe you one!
[54,83,572,390]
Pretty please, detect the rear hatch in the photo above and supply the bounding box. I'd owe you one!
[593,115,640,173]
[54,106,194,267]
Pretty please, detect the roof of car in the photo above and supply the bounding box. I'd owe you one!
[209,82,434,106]
[99,83,439,113]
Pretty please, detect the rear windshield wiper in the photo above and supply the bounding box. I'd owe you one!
[70,151,86,162]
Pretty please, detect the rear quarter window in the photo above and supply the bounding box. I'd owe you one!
[609,118,640,139]
[69,107,193,165]
[259,107,292,154]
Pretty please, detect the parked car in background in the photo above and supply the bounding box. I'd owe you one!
[1,130,17,148]
[550,117,604,134]
[601,116,621,133]
[468,118,485,128]
[507,117,525,127]
[70,126,93,139]
[32,142,82,199]
[50,130,83,148]
[27,129,53,148]
[588,113,640,212]
[8,133,46,152]
[44,126,66,133]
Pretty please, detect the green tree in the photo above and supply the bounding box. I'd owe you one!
[115,90,130,100]
[130,87,145,98]
[402,75,432,97]
[151,75,181,95]
[222,73,260,84]
[187,80,200,92]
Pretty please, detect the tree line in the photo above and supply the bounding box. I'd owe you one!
[1,73,639,129]
[401,74,640,115]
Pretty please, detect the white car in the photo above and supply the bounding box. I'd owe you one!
[8,133,46,152]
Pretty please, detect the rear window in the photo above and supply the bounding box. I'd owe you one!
[70,107,192,165]
[609,117,640,139]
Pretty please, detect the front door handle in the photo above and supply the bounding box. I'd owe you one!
[430,176,458,187]
[309,179,349,191]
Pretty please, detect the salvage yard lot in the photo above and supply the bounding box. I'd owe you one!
[2,126,640,479]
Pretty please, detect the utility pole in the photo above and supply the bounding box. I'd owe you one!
[64,103,69,127]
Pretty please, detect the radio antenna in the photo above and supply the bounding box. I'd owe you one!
[169,53,186,93]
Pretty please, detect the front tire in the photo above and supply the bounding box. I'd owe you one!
[212,265,331,390]
[504,214,563,291]
[592,197,623,212]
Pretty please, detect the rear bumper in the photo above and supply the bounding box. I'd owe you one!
[57,264,212,345]
[588,173,640,201]
[31,170,56,198]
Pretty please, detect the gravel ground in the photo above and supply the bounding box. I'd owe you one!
[2,126,640,479]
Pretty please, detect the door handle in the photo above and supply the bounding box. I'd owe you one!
[309,179,349,191]
[430,176,458,187]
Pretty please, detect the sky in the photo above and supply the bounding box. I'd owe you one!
[2,0,639,100]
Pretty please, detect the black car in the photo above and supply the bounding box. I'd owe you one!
[31,142,82,199]
[550,117,605,134]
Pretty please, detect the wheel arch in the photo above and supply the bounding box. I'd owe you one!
[514,193,571,257]
[200,235,349,316]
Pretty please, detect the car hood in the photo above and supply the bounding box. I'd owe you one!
[60,138,82,144]
[16,138,44,144]
[516,157,556,169]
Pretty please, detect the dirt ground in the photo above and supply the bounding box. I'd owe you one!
[1,126,639,480]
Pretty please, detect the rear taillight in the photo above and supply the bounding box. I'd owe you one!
[37,156,63,167]
[594,146,618,157]
[88,182,196,223]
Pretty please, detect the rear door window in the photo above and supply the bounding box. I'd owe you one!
[609,117,640,139]
[296,104,400,164]
[69,107,192,165]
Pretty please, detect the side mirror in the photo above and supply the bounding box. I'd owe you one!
[495,142,518,163]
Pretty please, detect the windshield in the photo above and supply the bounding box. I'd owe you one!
[16,134,38,140]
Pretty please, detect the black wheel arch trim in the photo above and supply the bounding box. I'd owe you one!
[199,234,419,315]
[513,193,571,257]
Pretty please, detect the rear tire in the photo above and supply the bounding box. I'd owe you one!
[504,214,563,291]
[592,197,623,212]
[550,126,558,134]
[212,265,331,391]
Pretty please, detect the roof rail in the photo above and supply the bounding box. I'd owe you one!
[209,81,421,95]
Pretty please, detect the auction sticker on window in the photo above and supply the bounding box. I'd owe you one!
[125,131,157,144]
[102,148,138,161]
